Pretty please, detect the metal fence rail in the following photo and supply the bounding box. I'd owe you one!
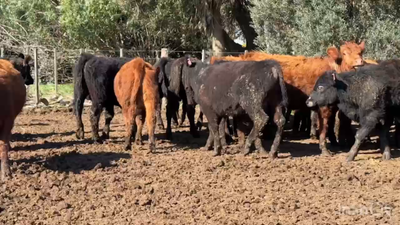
[0,46,247,105]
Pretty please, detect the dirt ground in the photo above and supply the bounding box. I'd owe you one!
[1,106,400,225]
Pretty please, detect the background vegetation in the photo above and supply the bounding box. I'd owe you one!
[1,0,399,85]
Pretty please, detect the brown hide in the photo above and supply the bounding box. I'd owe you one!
[114,58,160,152]
[0,59,26,180]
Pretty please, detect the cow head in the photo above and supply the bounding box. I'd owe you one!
[10,53,34,85]
[306,70,340,108]
[326,41,365,72]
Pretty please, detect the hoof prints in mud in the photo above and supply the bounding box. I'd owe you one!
[1,109,400,224]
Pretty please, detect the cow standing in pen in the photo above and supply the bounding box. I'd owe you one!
[306,60,400,161]
[0,60,26,180]
[210,41,366,156]
[183,56,288,157]
[114,58,160,152]
[73,53,132,143]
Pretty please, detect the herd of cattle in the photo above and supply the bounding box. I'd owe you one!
[1,40,400,181]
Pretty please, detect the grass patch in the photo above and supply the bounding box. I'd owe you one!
[28,83,74,100]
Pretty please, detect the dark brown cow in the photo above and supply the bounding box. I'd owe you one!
[0,60,26,180]
[211,41,366,155]
[114,58,160,152]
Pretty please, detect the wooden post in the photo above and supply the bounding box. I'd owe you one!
[25,47,29,55]
[201,49,205,62]
[0,47,4,58]
[34,48,39,105]
[161,48,168,58]
[120,48,124,57]
[53,48,58,95]
[244,50,248,55]
[79,49,83,55]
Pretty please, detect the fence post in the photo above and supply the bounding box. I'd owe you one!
[244,50,248,55]
[34,47,39,105]
[201,49,205,62]
[0,47,4,58]
[161,48,168,58]
[53,48,58,95]
[120,48,124,57]
[25,47,29,56]
[79,49,83,55]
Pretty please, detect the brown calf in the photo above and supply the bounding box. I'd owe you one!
[0,60,26,181]
[114,58,160,152]
[211,41,366,155]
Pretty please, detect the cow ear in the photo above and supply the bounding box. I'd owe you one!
[18,53,25,59]
[359,40,365,51]
[186,57,193,67]
[23,55,32,66]
[327,47,340,61]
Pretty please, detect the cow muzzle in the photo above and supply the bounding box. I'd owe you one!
[306,97,316,108]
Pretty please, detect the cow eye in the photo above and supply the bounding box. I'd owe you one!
[317,86,324,92]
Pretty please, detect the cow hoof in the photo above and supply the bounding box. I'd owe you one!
[269,151,278,159]
[93,139,103,144]
[157,124,165,130]
[149,144,156,153]
[135,140,143,146]
[382,152,391,160]
[321,150,333,157]
[346,154,356,162]
[124,144,131,151]
[212,150,221,157]
[1,166,11,181]
[259,148,269,155]
[76,130,84,139]
[242,148,251,156]
[310,135,318,140]
[101,133,109,140]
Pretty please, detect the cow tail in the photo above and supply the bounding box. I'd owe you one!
[73,53,95,115]
[277,65,288,108]
[129,59,146,108]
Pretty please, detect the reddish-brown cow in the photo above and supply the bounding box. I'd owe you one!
[114,58,160,152]
[211,41,366,155]
[0,60,26,181]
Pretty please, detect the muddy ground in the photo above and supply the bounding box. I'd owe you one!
[1,106,400,224]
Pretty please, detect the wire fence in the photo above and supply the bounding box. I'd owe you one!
[0,46,246,106]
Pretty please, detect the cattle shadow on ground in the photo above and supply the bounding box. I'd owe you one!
[12,139,92,152]
[12,131,75,143]
[14,151,130,174]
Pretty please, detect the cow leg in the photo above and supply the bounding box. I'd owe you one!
[102,104,114,140]
[202,124,214,151]
[346,118,377,162]
[74,89,88,140]
[292,110,301,135]
[219,117,227,147]
[156,100,165,130]
[327,107,339,147]
[179,101,187,127]
[269,105,286,159]
[196,111,204,131]
[379,115,393,160]
[135,114,144,146]
[123,116,136,151]
[310,110,319,139]
[187,104,200,138]
[90,104,103,143]
[338,111,355,148]
[1,120,13,180]
[318,107,333,156]
[144,101,157,153]
[243,109,269,156]
[166,98,179,140]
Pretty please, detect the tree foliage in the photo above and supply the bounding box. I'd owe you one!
[251,0,400,59]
